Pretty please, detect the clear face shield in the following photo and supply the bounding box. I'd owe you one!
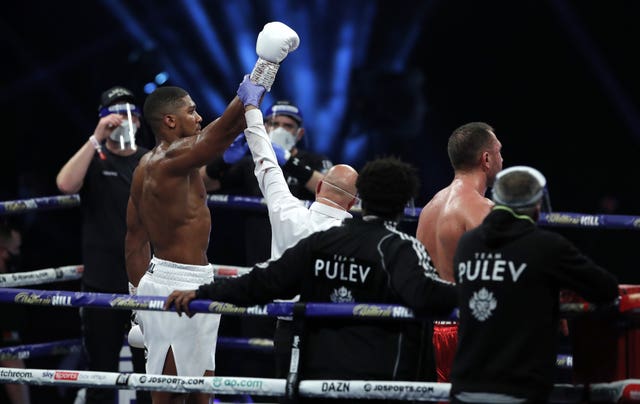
[99,103,141,151]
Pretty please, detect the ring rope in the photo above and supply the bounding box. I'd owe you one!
[0,339,82,361]
[0,265,84,287]
[2,194,639,228]
[1,367,639,402]
[0,337,574,370]
[0,288,632,320]
[0,337,273,361]
[0,264,251,287]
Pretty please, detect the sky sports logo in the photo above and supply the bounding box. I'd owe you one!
[54,371,79,381]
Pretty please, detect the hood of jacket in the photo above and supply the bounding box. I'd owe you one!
[479,206,537,248]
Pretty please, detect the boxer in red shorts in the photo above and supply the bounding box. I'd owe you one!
[416,122,503,382]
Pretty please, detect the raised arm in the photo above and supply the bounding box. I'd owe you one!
[56,114,124,193]
[172,22,300,172]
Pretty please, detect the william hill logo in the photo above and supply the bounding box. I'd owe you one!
[15,292,52,305]
[208,302,247,314]
[353,304,392,317]
[110,297,163,309]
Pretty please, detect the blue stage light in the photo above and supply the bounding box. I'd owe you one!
[144,82,157,94]
[155,72,169,85]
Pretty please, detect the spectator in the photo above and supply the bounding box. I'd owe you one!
[0,221,31,404]
[56,86,150,404]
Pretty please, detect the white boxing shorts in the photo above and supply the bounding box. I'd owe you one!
[137,256,221,376]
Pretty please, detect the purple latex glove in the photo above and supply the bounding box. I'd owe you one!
[237,74,266,107]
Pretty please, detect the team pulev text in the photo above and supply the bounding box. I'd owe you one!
[457,252,527,283]
[314,254,371,283]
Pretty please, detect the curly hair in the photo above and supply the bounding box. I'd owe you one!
[356,156,419,219]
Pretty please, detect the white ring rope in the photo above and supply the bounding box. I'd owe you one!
[0,264,251,288]
[0,367,284,397]
[1,368,639,402]
[0,265,83,287]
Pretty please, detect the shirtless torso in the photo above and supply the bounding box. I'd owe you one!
[125,93,246,286]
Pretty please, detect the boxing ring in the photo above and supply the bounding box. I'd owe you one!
[1,194,640,402]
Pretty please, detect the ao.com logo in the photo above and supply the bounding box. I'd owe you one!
[211,377,263,389]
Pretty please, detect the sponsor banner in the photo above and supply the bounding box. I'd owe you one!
[206,302,270,316]
[54,371,79,381]
[299,380,448,401]
[109,296,165,310]
[351,304,415,319]
[0,368,35,381]
[0,265,83,287]
[131,375,284,396]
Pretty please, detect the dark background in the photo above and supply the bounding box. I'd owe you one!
[1,1,639,402]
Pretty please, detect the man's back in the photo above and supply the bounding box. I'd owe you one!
[417,178,493,282]
[193,216,457,380]
[451,205,618,402]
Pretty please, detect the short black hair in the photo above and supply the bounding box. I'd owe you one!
[447,122,495,171]
[356,156,419,219]
[143,86,189,133]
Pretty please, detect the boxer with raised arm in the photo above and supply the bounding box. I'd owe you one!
[416,122,503,384]
[125,22,299,404]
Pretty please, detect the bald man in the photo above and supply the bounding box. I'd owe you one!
[238,105,358,381]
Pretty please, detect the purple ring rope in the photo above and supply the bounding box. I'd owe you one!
[2,194,639,228]
[0,288,617,319]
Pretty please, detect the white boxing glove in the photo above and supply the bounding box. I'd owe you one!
[250,21,300,91]
[256,22,299,63]
[127,281,145,348]
[128,324,145,349]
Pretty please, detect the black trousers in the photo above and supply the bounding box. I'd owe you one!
[81,283,150,404]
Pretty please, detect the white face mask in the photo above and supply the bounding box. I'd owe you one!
[110,119,138,150]
[269,127,297,151]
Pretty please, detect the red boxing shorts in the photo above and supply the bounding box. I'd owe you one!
[432,320,459,383]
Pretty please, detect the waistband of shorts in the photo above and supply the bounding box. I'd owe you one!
[148,256,213,283]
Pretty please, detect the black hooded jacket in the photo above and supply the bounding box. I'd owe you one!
[197,216,457,381]
[451,206,619,401]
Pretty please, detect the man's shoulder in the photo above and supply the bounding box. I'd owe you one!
[295,149,333,171]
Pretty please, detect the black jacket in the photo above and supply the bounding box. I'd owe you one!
[197,216,457,380]
[451,206,619,401]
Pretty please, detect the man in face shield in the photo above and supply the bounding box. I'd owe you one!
[98,94,141,151]
[56,86,151,404]
[202,100,332,200]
